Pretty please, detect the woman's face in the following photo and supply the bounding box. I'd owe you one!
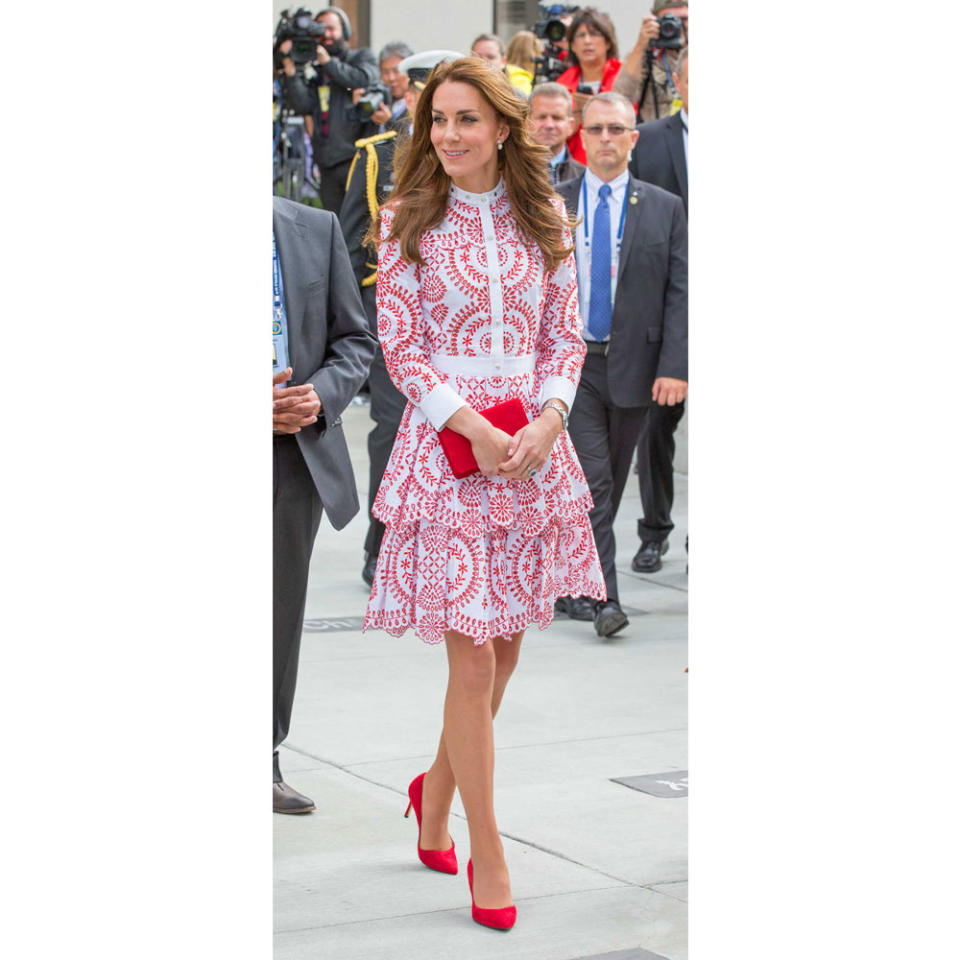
[429,80,509,192]
[570,24,610,68]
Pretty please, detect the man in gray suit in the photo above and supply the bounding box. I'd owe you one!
[556,92,687,638]
[272,197,375,812]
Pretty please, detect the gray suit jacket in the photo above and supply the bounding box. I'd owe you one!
[556,174,687,408]
[272,197,376,529]
[629,112,688,212]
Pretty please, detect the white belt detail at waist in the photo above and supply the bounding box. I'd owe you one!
[430,353,536,377]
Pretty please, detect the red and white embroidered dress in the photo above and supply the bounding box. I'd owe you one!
[363,179,605,645]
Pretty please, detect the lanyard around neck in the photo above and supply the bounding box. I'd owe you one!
[581,177,628,251]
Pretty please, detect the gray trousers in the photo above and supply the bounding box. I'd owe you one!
[567,354,646,604]
[273,435,323,782]
[361,285,407,558]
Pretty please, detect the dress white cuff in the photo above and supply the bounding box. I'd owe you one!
[539,375,576,413]
[420,381,468,431]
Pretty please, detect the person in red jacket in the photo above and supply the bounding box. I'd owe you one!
[556,7,622,165]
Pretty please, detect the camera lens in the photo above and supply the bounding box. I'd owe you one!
[546,20,566,43]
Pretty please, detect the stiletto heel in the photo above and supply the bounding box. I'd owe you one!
[467,859,516,931]
[406,772,458,874]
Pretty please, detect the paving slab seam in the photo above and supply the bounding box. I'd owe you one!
[618,570,688,593]
[280,745,654,889]
[334,727,689,769]
[275,884,634,935]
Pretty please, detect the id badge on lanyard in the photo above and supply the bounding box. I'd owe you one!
[273,238,290,384]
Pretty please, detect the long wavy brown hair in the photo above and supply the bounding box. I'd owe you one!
[367,57,575,271]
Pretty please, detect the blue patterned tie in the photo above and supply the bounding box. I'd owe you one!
[588,183,612,342]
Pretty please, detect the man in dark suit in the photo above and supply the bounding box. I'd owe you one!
[556,91,687,638]
[527,82,586,186]
[272,197,375,811]
[628,46,687,572]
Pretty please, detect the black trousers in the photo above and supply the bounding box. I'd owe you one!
[273,435,323,782]
[318,158,352,217]
[361,285,407,558]
[635,400,685,543]
[567,354,646,604]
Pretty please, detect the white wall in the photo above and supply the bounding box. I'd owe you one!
[369,0,491,57]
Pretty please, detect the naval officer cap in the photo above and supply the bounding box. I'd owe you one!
[398,50,464,90]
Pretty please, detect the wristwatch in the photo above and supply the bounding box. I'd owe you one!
[541,400,569,431]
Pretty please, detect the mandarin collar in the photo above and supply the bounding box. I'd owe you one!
[449,178,507,206]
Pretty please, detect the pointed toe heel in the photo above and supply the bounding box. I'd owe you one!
[405,772,458,875]
[467,859,517,931]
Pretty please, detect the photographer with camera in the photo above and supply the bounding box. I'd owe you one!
[282,6,380,215]
[556,8,623,165]
[530,3,578,85]
[348,42,415,138]
[613,1,688,123]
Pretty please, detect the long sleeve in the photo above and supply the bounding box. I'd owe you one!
[306,215,376,426]
[325,47,379,90]
[375,208,467,430]
[612,64,643,103]
[655,197,688,382]
[534,203,586,411]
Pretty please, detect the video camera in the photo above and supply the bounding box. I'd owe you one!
[654,13,685,51]
[275,8,324,66]
[532,3,575,84]
[355,84,390,119]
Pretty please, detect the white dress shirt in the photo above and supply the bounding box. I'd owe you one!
[574,167,629,341]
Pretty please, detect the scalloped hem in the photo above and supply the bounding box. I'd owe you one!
[362,516,607,645]
[364,579,607,646]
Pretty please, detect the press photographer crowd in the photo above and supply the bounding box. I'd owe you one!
[271,2,689,874]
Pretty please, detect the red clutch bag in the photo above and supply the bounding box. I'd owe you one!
[438,398,530,479]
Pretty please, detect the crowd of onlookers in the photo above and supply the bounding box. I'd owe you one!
[274,4,688,213]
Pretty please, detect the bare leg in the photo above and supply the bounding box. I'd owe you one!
[418,632,522,851]
[425,630,523,909]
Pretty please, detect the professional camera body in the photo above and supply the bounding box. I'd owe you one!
[655,13,685,50]
[532,2,574,84]
[275,7,325,66]
[355,84,390,119]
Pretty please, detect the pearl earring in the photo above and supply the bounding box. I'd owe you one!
[497,140,503,151]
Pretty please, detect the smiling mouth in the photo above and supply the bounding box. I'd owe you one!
[444,150,467,159]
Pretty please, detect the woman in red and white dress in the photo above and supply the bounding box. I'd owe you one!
[363,58,604,930]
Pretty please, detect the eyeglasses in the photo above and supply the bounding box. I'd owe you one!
[582,124,631,137]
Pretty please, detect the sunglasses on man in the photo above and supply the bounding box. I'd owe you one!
[582,124,632,137]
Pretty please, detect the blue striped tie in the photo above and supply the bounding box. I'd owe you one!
[588,183,612,342]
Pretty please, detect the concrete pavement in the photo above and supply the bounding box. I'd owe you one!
[274,401,688,960]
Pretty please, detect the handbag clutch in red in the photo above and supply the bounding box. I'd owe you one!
[438,398,530,479]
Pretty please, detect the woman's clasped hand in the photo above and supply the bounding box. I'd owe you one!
[496,414,564,480]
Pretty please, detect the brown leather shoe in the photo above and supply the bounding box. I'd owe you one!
[273,781,315,814]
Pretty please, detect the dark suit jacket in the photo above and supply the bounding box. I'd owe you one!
[628,112,687,212]
[554,153,585,185]
[272,197,376,529]
[338,131,398,294]
[557,174,687,408]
